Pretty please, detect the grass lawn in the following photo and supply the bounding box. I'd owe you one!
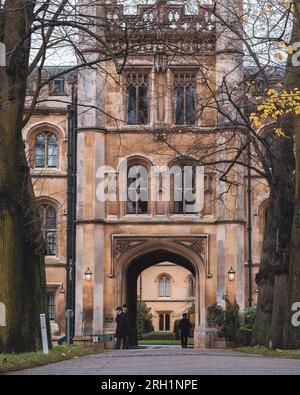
[139,339,194,346]
[237,346,300,360]
[0,345,103,374]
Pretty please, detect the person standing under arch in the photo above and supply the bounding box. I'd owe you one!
[178,313,192,349]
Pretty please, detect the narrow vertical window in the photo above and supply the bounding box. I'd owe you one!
[165,314,170,331]
[35,134,46,168]
[158,275,171,297]
[127,74,149,125]
[127,165,148,215]
[159,314,164,331]
[174,74,196,125]
[188,276,195,297]
[173,165,196,214]
[48,134,58,168]
[38,204,57,256]
[48,292,56,321]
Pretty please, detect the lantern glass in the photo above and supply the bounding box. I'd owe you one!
[228,267,236,281]
[84,267,93,281]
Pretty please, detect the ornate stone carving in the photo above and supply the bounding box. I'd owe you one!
[190,240,205,254]
[111,235,211,278]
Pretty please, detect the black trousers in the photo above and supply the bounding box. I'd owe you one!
[115,335,129,349]
[180,332,188,348]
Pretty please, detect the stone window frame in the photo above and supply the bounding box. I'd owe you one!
[125,71,150,126]
[122,156,153,217]
[171,69,198,126]
[168,157,201,216]
[28,128,61,170]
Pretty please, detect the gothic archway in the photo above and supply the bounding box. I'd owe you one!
[113,235,207,347]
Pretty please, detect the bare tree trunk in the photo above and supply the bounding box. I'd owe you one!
[0,0,49,353]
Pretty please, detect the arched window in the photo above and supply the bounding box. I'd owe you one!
[171,163,197,214]
[37,204,57,256]
[127,164,148,215]
[174,73,196,125]
[188,276,195,297]
[126,73,149,125]
[159,275,171,297]
[35,133,58,168]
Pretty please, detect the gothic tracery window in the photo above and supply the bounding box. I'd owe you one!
[174,73,196,125]
[35,132,58,168]
[126,73,149,125]
[37,204,57,256]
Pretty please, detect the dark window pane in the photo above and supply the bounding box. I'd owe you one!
[186,86,196,125]
[48,292,55,320]
[35,134,45,168]
[54,79,64,93]
[46,206,56,229]
[174,87,184,125]
[127,87,137,125]
[138,86,148,124]
[165,314,170,331]
[46,231,57,255]
[159,314,164,331]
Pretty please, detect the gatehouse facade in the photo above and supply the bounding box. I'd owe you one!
[23,1,269,347]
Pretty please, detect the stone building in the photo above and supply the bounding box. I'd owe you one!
[23,1,270,347]
[137,263,196,333]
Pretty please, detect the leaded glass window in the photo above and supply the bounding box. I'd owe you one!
[126,74,149,125]
[174,74,196,125]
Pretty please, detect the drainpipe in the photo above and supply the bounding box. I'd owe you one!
[66,83,77,340]
[248,144,253,307]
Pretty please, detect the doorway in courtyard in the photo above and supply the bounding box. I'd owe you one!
[125,250,197,347]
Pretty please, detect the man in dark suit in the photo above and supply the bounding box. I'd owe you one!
[178,313,192,349]
[121,304,130,349]
[114,306,123,349]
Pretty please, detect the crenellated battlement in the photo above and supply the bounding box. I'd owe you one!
[104,1,216,48]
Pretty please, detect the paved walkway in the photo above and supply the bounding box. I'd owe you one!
[9,348,300,375]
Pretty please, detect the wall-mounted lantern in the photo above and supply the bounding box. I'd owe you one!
[84,267,93,282]
[228,267,236,282]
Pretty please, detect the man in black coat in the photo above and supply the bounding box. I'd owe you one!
[121,304,130,349]
[178,313,192,349]
[114,306,123,349]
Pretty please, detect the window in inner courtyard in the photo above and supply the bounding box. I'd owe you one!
[159,313,171,331]
[35,133,58,168]
[159,275,171,297]
[37,204,57,256]
[127,164,148,215]
[126,73,149,125]
[188,276,195,297]
[174,73,196,125]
